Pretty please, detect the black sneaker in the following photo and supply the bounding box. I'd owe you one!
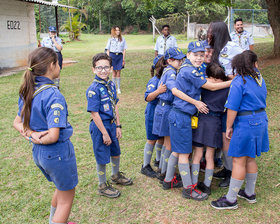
[197,182,211,195]
[211,196,238,210]
[237,189,257,203]
[182,184,208,201]
[154,159,160,168]
[157,172,166,182]
[219,170,231,188]
[162,177,183,190]
[213,167,227,179]
[141,164,158,178]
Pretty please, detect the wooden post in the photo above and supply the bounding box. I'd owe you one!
[187,11,190,40]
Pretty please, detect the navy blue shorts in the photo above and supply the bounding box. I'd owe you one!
[169,109,193,154]
[90,120,121,164]
[222,112,227,133]
[56,52,63,70]
[153,104,172,137]
[145,116,160,140]
[32,139,78,191]
[109,52,123,71]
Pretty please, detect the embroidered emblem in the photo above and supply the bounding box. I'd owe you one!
[165,158,169,162]
[112,163,116,167]
[156,147,161,151]
[180,171,188,176]
[98,171,104,175]
[54,117,59,123]
[221,54,228,58]
[88,90,96,97]
[232,187,239,193]
[193,170,199,176]
[103,103,110,112]
[196,42,201,47]
[201,76,204,80]
[171,74,176,79]
[51,103,64,110]
[147,151,152,155]
[54,110,60,116]
[208,176,213,181]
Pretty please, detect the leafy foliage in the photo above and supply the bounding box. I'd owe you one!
[60,14,87,40]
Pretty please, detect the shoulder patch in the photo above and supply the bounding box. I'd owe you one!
[170,74,176,79]
[51,103,64,110]
[220,54,228,58]
[88,90,96,97]
[147,84,155,90]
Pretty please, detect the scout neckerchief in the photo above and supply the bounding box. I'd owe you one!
[251,69,263,87]
[94,78,117,123]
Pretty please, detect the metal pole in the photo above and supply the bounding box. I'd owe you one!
[55,6,59,37]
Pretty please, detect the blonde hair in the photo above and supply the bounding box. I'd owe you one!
[111,26,122,42]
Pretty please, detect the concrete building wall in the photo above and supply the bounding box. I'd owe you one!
[0,0,37,72]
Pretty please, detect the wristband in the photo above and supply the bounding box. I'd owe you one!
[116,125,122,129]
[29,136,32,144]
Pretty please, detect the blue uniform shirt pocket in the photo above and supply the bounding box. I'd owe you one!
[42,150,60,160]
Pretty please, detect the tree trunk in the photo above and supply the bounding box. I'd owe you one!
[266,0,280,57]
[99,10,102,33]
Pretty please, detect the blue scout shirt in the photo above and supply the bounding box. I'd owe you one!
[106,37,127,53]
[225,69,266,112]
[86,75,119,121]
[154,35,178,56]
[219,41,243,76]
[230,30,254,51]
[17,76,73,142]
[157,65,177,102]
[173,59,207,115]
[145,76,160,120]
[41,36,63,53]
[197,62,207,78]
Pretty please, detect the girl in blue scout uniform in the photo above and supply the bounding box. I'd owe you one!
[86,53,132,199]
[152,47,185,181]
[141,56,166,178]
[192,63,230,195]
[106,26,127,94]
[197,40,213,78]
[208,21,244,187]
[13,47,78,224]
[211,50,269,210]
[163,41,232,200]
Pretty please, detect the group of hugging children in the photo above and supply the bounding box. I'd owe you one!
[13,38,269,223]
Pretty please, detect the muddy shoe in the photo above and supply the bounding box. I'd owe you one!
[98,182,121,198]
[182,184,208,201]
[111,171,133,186]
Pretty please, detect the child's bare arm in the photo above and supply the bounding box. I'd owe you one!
[171,88,209,114]
[226,109,238,140]
[146,83,167,102]
[91,112,112,145]
[202,80,231,91]
[115,104,122,139]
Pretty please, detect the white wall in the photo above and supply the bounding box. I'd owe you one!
[0,0,37,72]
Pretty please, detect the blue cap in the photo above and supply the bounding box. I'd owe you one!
[152,55,162,69]
[164,47,185,60]
[49,26,57,32]
[201,40,210,49]
[187,41,205,53]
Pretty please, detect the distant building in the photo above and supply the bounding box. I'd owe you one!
[0,0,76,73]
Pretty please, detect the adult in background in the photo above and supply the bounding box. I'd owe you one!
[230,18,254,51]
[207,21,243,188]
[106,26,127,94]
[154,25,178,57]
[41,26,63,88]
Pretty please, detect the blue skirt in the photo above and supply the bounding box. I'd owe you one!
[109,52,123,70]
[228,112,269,158]
[169,109,193,154]
[152,104,172,137]
[192,112,223,149]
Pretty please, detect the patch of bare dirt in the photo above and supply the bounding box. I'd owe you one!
[259,56,280,69]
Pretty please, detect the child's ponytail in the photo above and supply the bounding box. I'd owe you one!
[155,57,167,79]
[19,47,58,130]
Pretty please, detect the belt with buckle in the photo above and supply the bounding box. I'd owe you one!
[237,108,265,116]
[158,99,172,106]
[90,119,114,124]
[110,52,122,56]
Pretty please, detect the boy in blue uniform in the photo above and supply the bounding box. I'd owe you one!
[163,41,231,199]
[211,50,269,210]
[86,53,133,198]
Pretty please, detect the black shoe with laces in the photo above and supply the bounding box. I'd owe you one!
[197,182,211,195]
[154,159,160,168]
[182,184,208,201]
[141,164,158,178]
[162,176,183,190]
[219,170,231,188]
[237,189,257,203]
[211,196,238,210]
[213,167,227,179]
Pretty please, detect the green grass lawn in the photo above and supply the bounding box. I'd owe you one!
[0,34,279,223]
